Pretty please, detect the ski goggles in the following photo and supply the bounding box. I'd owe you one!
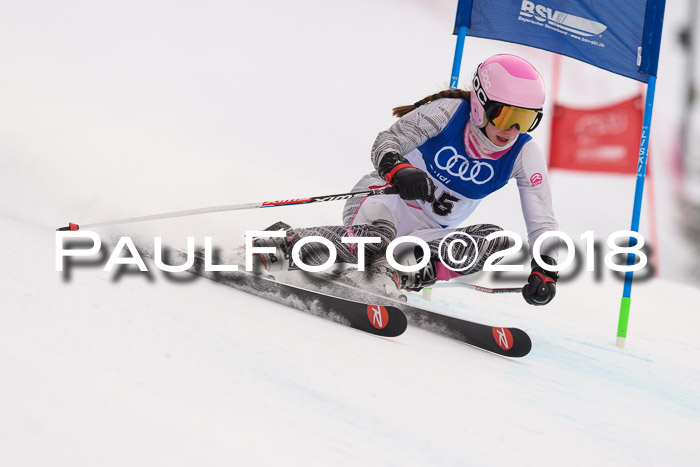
[484,102,543,134]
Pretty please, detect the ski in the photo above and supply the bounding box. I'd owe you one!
[179,251,408,338]
[297,272,532,358]
[167,247,529,356]
[400,300,532,358]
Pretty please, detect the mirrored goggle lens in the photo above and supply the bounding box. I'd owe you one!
[488,105,542,133]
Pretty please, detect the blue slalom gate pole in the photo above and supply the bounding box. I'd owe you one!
[617,75,657,348]
[450,26,467,89]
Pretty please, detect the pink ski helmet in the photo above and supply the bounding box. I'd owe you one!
[470,54,545,133]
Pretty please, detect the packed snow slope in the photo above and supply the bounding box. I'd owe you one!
[3,213,700,466]
[2,0,700,465]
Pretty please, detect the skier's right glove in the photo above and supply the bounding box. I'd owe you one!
[522,255,558,306]
[378,152,436,202]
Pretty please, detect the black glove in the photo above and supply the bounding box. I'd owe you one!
[378,152,436,202]
[522,255,558,306]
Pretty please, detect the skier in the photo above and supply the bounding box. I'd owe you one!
[254,54,559,306]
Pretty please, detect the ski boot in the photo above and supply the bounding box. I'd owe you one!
[392,245,437,292]
[331,260,402,300]
[366,260,403,299]
[341,246,437,301]
[251,221,298,274]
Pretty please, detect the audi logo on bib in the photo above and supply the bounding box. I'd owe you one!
[434,146,494,184]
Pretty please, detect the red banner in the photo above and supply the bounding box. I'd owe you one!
[548,96,644,174]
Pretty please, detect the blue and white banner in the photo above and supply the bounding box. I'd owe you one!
[454,0,666,82]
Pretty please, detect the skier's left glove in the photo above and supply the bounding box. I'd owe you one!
[522,255,558,306]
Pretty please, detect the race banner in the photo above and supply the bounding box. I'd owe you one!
[548,96,645,174]
[454,0,665,82]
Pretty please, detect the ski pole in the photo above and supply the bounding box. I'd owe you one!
[429,282,523,294]
[56,186,399,231]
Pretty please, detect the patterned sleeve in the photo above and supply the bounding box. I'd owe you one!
[370,98,463,169]
[511,141,560,260]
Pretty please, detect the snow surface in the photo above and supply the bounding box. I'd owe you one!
[2,1,700,466]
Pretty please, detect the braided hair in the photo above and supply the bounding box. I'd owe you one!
[392,89,471,118]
